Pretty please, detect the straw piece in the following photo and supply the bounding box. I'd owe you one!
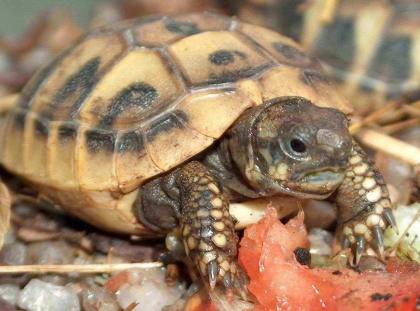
[401,104,420,118]
[0,93,18,115]
[382,118,420,134]
[355,129,420,166]
[349,101,400,134]
[0,262,163,274]
[320,0,339,24]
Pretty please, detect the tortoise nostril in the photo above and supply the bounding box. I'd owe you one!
[317,129,341,148]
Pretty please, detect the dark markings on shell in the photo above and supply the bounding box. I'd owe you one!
[272,42,311,65]
[312,17,355,70]
[85,130,116,153]
[366,35,412,86]
[117,131,144,153]
[58,123,78,141]
[209,50,235,65]
[146,110,188,141]
[51,57,100,119]
[300,69,330,86]
[33,118,49,137]
[17,49,70,109]
[164,18,200,36]
[98,82,158,129]
[204,62,273,86]
[13,111,27,130]
[208,50,247,66]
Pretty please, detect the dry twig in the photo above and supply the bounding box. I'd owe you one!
[349,101,401,134]
[320,0,339,24]
[0,93,18,115]
[355,129,420,166]
[0,262,163,274]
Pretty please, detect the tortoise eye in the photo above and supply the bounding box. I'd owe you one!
[290,138,307,154]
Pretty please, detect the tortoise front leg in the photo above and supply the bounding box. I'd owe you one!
[176,161,249,299]
[335,141,397,264]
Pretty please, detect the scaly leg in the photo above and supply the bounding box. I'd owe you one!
[176,161,249,299]
[335,141,397,264]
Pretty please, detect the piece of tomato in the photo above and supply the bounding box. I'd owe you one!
[239,207,420,311]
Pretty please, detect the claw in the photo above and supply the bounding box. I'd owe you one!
[372,226,385,260]
[383,208,398,234]
[223,272,232,288]
[354,236,366,265]
[208,260,218,289]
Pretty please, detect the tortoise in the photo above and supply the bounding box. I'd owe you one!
[0,12,396,297]
[233,0,420,114]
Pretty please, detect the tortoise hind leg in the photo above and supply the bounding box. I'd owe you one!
[176,161,249,300]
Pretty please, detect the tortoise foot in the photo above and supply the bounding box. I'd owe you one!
[338,207,397,265]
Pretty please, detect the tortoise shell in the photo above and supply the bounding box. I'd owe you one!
[235,0,420,113]
[0,12,351,234]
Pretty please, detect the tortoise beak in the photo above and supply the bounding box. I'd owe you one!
[299,170,344,189]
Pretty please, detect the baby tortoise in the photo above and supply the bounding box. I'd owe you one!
[0,13,396,298]
[233,0,420,113]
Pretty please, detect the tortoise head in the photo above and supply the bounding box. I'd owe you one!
[228,96,352,199]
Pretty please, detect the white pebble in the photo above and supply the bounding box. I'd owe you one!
[18,279,80,311]
[0,284,20,306]
[116,269,184,311]
[308,228,333,256]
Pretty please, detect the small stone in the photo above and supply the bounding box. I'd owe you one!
[0,297,15,311]
[0,243,28,265]
[0,284,20,306]
[27,241,74,265]
[82,286,119,311]
[116,273,184,311]
[308,228,333,256]
[18,279,80,311]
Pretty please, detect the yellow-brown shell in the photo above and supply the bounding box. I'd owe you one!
[0,13,351,233]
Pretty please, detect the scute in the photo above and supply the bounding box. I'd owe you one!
[132,13,231,47]
[168,30,272,86]
[0,12,352,198]
[79,49,184,130]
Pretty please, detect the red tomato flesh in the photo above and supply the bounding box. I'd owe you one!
[238,207,420,311]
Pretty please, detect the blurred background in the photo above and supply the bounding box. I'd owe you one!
[0,0,96,35]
